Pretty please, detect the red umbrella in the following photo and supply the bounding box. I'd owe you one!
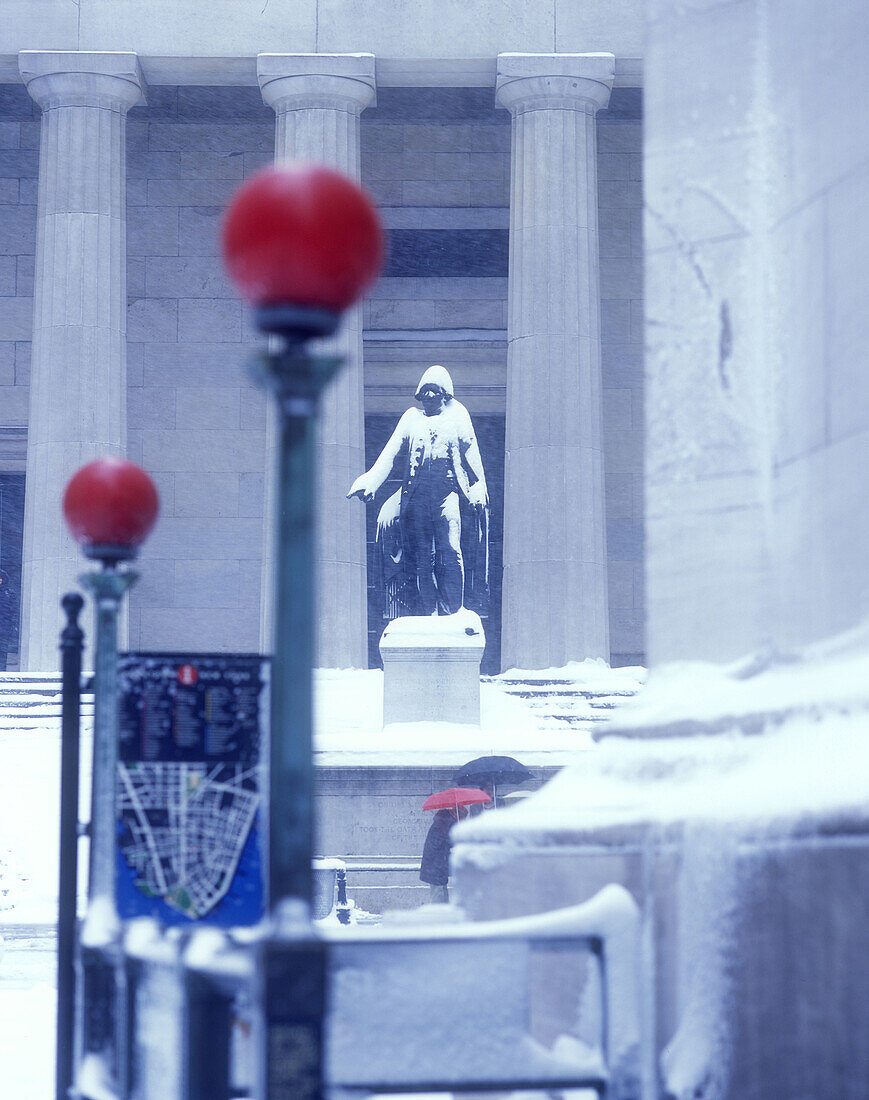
[422,787,492,812]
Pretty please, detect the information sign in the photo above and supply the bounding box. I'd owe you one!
[116,652,268,926]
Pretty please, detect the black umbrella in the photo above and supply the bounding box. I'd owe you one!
[452,755,534,795]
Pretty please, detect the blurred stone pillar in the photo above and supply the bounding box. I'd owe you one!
[18,51,145,672]
[643,1,869,663]
[257,53,374,669]
[497,53,614,671]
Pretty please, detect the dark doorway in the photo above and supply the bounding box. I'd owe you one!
[0,474,25,669]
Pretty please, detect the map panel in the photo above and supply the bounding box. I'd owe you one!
[116,652,268,926]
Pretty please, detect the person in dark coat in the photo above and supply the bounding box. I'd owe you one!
[0,570,16,672]
[420,807,466,902]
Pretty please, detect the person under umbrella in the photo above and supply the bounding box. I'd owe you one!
[419,788,490,903]
[452,755,534,807]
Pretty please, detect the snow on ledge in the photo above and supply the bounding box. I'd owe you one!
[455,631,869,848]
[499,657,647,688]
[606,627,869,738]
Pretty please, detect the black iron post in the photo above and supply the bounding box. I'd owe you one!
[184,966,235,1100]
[335,867,351,925]
[56,592,85,1100]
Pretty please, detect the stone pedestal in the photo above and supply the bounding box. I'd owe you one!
[380,610,485,726]
[497,53,614,671]
[257,54,375,669]
[18,51,145,672]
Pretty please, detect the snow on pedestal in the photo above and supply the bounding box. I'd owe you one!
[379,609,485,726]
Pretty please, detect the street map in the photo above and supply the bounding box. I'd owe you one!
[117,759,259,918]
[117,653,267,922]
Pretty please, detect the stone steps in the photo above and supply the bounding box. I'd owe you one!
[0,675,93,733]
[351,885,428,913]
[486,674,641,728]
[0,674,640,733]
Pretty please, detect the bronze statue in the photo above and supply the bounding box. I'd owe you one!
[347,365,489,618]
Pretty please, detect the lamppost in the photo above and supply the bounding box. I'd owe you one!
[61,456,159,1093]
[221,163,383,1097]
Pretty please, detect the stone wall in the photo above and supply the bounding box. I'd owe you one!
[124,88,273,652]
[0,86,37,657]
[0,79,644,668]
[0,2,644,67]
[645,0,869,663]
[598,89,644,666]
[0,85,37,473]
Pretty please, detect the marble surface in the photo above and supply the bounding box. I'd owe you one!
[380,610,486,725]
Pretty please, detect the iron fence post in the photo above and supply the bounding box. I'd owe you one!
[57,592,84,1100]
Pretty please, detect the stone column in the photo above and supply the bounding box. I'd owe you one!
[257,54,375,669]
[497,53,614,671]
[18,52,145,673]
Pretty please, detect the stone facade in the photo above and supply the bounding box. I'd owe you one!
[125,87,273,654]
[0,50,644,672]
[0,87,36,422]
[644,0,869,665]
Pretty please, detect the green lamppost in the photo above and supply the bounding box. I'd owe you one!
[61,456,159,1095]
[221,163,383,1097]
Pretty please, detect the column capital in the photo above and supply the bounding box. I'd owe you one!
[496,52,614,114]
[19,50,146,111]
[257,53,376,114]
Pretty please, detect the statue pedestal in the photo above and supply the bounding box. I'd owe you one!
[379,609,485,726]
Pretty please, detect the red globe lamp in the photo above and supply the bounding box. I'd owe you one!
[63,456,159,563]
[216,163,385,998]
[221,163,384,340]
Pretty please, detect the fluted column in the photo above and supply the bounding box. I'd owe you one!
[257,54,375,669]
[18,52,145,672]
[497,53,614,671]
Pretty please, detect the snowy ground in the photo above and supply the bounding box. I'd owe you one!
[0,928,57,1098]
[315,660,645,766]
[0,661,643,1096]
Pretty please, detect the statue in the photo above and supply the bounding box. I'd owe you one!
[347,365,489,619]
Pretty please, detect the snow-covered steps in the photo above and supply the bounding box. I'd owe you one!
[0,674,94,733]
[488,680,636,727]
[485,661,646,731]
[341,858,427,915]
[4,663,647,739]
[0,923,57,989]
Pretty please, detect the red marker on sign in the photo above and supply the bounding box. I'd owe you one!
[177,664,198,686]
